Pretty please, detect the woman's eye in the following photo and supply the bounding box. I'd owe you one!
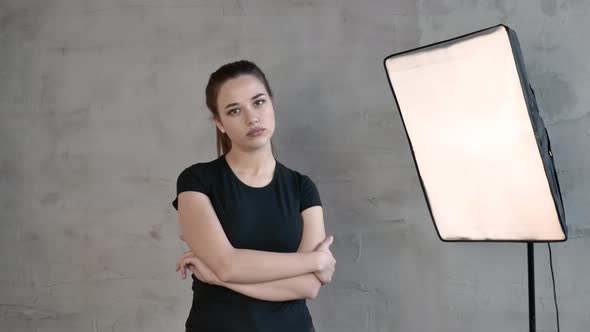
[254,99,265,106]
[227,109,239,115]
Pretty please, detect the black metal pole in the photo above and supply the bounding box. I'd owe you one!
[528,242,535,332]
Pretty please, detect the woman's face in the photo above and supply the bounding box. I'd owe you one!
[215,74,275,152]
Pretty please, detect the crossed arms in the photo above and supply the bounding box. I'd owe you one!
[174,191,336,301]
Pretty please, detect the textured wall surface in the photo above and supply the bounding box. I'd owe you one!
[1,0,589,331]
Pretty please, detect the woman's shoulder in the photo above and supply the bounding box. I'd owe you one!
[276,160,315,183]
[276,160,322,206]
[178,155,224,176]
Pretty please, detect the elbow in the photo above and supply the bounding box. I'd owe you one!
[306,278,322,300]
[215,251,236,283]
[306,288,320,300]
[216,264,233,283]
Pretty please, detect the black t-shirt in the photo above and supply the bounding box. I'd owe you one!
[172,154,322,332]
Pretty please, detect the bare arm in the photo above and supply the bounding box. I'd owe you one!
[178,192,328,283]
[219,206,329,301]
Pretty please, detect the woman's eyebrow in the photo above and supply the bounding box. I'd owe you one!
[251,93,266,100]
[224,93,266,110]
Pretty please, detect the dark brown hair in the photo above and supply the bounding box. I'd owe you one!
[205,60,274,157]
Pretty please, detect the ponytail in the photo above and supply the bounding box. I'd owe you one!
[216,128,232,157]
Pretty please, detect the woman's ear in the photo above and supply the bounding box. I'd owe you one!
[214,118,225,133]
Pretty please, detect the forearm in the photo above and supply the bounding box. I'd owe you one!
[221,249,321,284]
[221,273,322,301]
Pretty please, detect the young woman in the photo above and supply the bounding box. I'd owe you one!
[172,60,336,332]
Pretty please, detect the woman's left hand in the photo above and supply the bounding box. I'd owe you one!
[175,250,222,286]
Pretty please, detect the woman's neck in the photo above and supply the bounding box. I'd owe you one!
[225,145,275,175]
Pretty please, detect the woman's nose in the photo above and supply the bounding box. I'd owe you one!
[247,116,259,126]
[244,107,259,125]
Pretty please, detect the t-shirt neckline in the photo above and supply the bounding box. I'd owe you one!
[222,154,278,190]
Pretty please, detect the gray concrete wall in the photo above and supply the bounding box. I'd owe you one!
[1,0,589,331]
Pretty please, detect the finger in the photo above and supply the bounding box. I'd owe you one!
[317,235,334,250]
[177,255,187,270]
[179,252,194,268]
[182,250,193,260]
[325,235,334,246]
[184,257,202,273]
[176,255,186,271]
[315,237,330,250]
[176,251,194,271]
[180,259,188,277]
[185,254,199,265]
[179,258,189,274]
[176,257,184,271]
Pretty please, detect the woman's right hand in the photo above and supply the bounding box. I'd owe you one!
[175,250,222,286]
[314,235,336,284]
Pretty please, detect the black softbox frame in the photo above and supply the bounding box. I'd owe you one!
[383,24,567,243]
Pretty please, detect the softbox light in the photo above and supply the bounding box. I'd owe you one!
[383,24,567,242]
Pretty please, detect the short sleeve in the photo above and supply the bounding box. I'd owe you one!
[300,175,322,212]
[172,166,207,211]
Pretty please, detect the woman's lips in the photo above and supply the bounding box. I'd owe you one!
[247,128,266,137]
